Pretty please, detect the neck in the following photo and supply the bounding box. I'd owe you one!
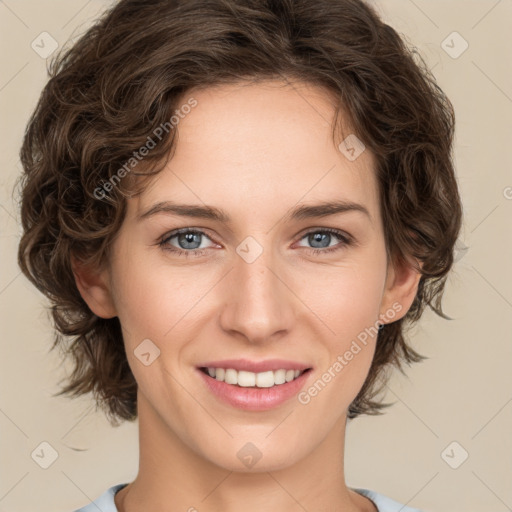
[115,392,376,512]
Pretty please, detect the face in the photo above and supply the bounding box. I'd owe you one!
[79,80,416,472]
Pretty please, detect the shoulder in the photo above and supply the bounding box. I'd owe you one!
[71,483,128,512]
[353,487,425,512]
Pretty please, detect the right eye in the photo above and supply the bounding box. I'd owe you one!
[159,228,217,257]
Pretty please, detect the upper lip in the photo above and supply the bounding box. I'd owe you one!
[197,359,313,373]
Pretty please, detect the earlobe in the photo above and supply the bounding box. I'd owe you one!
[379,256,423,325]
[71,255,117,319]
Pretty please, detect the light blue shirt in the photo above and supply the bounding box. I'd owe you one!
[73,484,424,511]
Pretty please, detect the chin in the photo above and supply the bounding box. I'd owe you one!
[199,437,308,474]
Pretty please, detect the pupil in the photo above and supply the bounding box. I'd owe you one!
[180,232,201,249]
[311,232,329,248]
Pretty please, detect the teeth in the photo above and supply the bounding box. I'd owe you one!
[238,370,256,387]
[206,367,306,387]
[256,371,274,388]
[224,369,238,385]
[274,369,286,385]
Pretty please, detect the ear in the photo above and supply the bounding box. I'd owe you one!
[71,255,117,319]
[378,254,423,325]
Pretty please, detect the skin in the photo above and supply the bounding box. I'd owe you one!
[73,80,422,512]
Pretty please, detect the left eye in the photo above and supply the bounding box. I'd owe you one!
[159,228,352,256]
[295,229,351,252]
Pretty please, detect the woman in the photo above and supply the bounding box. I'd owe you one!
[17,0,463,510]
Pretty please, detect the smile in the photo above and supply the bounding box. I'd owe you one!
[196,363,313,411]
[199,367,309,387]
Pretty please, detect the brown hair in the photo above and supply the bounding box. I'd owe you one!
[17,0,463,425]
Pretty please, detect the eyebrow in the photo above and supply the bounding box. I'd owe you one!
[137,199,371,224]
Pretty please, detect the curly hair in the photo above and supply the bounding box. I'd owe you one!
[16,0,463,426]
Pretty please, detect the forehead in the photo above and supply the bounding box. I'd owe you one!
[130,80,379,225]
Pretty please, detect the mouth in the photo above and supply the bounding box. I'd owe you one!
[196,362,314,411]
[198,366,313,388]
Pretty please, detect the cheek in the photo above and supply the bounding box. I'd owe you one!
[302,260,386,339]
[298,259,385,395]
[109,246,191,337]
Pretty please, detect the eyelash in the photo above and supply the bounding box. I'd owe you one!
[158,227,353,258]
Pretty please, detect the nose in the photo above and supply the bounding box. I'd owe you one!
[219,243,296,345]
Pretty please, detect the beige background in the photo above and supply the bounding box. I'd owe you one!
[1,1,511,511]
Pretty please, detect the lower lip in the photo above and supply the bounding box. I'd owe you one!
[197,368,312,411]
